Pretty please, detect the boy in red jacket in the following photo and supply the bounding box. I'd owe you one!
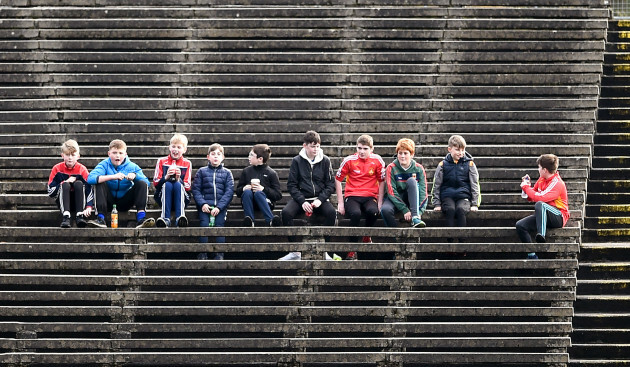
[516,154,570,257]
[153,134,193,228]
[47,139,93,228]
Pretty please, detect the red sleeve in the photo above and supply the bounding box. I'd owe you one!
[525,176,564,203]
[79,165,89,181]
[153,158,164,186]
[336,157,350,182]
[183,159,193,191]
[48,164,60,185]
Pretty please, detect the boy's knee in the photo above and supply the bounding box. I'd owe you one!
[73,181,84,189]
[405,177,417,187]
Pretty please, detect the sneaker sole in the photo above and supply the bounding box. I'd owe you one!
[156,218,168,228]
[87,222,106,228]
[137,218,156,228]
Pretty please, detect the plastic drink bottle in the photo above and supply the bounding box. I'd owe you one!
[209,206,215,227]
[111,204,118,228]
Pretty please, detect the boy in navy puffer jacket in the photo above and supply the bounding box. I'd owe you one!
[431,135,481,238]
[191,143,234,260]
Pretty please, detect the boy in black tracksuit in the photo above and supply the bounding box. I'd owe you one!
[235,144,282,227]
[279,131,336,260]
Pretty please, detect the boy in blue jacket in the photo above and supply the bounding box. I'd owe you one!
[431,135,481,239]
[191,143,234,260]
[87,139,155,228]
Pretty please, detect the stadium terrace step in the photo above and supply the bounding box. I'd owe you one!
[0,0,610,365]
[0,208,585,229]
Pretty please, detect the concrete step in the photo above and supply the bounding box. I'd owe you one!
[579,242,630,262]
[570,343,630,360]
[586,193,630,204]
[592,156,630,168]
[587,168,630,180]
[586,180,630,192]
[578,263,630,280]
[584,217,630,229]
[582,229,630,242]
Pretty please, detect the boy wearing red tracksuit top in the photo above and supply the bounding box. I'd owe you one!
[47,139,93,228]
[153,134,193,228]
[516,154,569,257]
[336,135,385,257]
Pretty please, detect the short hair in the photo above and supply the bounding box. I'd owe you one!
[109,139,127,151]
[448,135,466,149]
[357,134,373,148]
[303,130,321,145]
[252,144,271,163]
[537,154,559,174]
[396,138,415,154]
[208,143,224,155]
[170,134,188,148]
[61,139,79,155]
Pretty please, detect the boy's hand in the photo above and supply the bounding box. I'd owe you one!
[252,183,264,192]
[403,212,412,221]
[302,201,313,214]
[126,172,136,181]
[337,202,345,216]
[66,176,77,184]
[82,207,93,217]
[243,184,252,191]
[201,204,212,213]
[471,206,478,212]
[312,199,322,208]
[434,206,441,211]
[210,207,220,216]
[112,172,126,181]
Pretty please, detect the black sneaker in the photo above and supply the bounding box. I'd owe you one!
[535,233,546,243]
[136,217,155,228]
[271,215,282,227]
[88,217,107,228]
[76,215,87,228]
[176,216,188,228]
[243,216,254,227]
[156,217,170,228]
[60,216,71,228]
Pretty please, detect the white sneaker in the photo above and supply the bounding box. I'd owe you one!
[278,252,301,261]
[324,252,342,261]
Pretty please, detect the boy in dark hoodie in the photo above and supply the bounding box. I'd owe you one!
[235,144,282,227]
[431,135,481,231]
[278,131,336,260]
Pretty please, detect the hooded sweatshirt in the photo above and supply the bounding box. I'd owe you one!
[286,148,335,204]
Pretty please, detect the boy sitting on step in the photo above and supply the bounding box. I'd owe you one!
[47,139,93,228]
[516,154,570,258]
[235,143,282,227]
[431,135,481,241]
[87,139,155,229]
[153,134,193,228]
[191,143,234,260]
[381,138,428,228]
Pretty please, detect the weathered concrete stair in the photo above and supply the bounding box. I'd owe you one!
[570,19,630,367]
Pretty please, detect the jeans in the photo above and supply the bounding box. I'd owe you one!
[241,189,274,223]
[381,177,420,227]
[199,207,228,244]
